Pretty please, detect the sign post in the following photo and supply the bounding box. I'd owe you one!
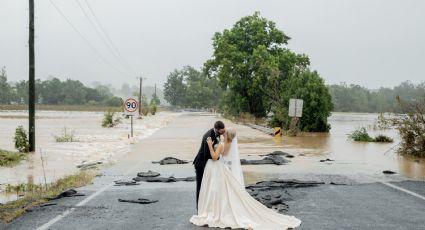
[123,97,139,137]
[288,99,304,136]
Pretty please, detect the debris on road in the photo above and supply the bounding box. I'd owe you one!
[319,158,335,162]
[39,203,57,207]
[260,151,295,158]
[137,170,161,177]
[383,170,397,174]
[246,179,325,213]
[179,176,196,182]
[118,198,158,204]
[48,189,85,200]
[114,180,140,186]
[133,176,196,183]
[152,157,189,165]
[77,161,103,170]
[241,155,290,165]
[132,171,196,183]
[133,176,179,183]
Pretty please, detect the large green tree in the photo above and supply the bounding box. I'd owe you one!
[163,66,221,108]
[272,70,333,131]
[204,12,309,117]
[204,12,332,131]
[40,77,64,104]
[164,69,187,107]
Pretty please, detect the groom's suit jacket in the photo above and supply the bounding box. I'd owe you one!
[193,128,219,171]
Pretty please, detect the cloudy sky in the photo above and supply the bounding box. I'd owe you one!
[1,0,424,89]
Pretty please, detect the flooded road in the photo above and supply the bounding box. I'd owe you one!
[0,110,179,203]
[240,113,425,183]
[3,112,425,230]
[1,111,425,204]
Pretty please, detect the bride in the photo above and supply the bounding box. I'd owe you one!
[190,129,301,230]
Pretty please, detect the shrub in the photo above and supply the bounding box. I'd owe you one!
[390,96,425,157]
[54,127,77,142]
[374,135,394,143]
[0,149,27,167]
[150,101,157,115]
[14,126,30,153]
[349,127,394,143]
[102,111,120,128]
[348,127,374,142]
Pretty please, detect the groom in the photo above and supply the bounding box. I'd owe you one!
[193,120,225,208]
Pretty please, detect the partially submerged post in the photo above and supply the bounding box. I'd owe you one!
[288,99,303,136]
[123,96,139,138]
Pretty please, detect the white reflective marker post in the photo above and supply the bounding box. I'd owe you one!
[123,97,139,137]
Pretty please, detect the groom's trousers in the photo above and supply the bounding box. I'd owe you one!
[195,167,204,209]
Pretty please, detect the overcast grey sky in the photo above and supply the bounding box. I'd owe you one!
[1,0,424,89]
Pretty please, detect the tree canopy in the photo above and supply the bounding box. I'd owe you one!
[204,12,332,131]
[163,66,221,109]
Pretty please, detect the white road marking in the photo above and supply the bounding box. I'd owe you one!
[36,162,144,230]
[380,182,425,201]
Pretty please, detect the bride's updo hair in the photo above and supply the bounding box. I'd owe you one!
[225,129,236,142]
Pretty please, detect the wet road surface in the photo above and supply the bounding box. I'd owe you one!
[3,113,425,230]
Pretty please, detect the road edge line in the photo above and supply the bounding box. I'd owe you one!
[380,182,425,201]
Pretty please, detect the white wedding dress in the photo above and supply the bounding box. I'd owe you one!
[190,138,301,230]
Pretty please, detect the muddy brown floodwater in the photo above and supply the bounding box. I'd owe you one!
[1,111,425,204]
[239,113,425,184]
[0,110,179,203]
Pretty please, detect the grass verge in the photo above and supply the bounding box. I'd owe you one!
[0,149,26,167]
[0,170,96,223]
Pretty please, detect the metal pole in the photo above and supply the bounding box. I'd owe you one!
[131,115,133,137]
[29,0,35,152]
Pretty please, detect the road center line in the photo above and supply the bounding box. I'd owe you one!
[380,182,425,201]
[36,161,144,230]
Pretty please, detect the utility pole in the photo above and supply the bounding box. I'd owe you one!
[138,77,147,115]
[29,0,35,152]
[138,77,142,115]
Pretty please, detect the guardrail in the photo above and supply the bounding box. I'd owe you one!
[246,123,274,136]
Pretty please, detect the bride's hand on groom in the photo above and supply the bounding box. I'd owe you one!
[206,137,213,146]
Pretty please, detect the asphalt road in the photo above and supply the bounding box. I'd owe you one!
[3,113,425,230]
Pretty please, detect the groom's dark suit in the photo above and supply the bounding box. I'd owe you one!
[193,128,219,208]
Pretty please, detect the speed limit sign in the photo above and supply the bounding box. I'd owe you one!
[123,97,139,116]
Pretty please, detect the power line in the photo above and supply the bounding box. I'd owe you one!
[75,0,133,75]
[48,0,132,77]
[83,0,137,75]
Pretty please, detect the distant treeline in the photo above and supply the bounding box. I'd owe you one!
[328,81,425,113]
[0,67,122,106]
[163,66,222,109]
